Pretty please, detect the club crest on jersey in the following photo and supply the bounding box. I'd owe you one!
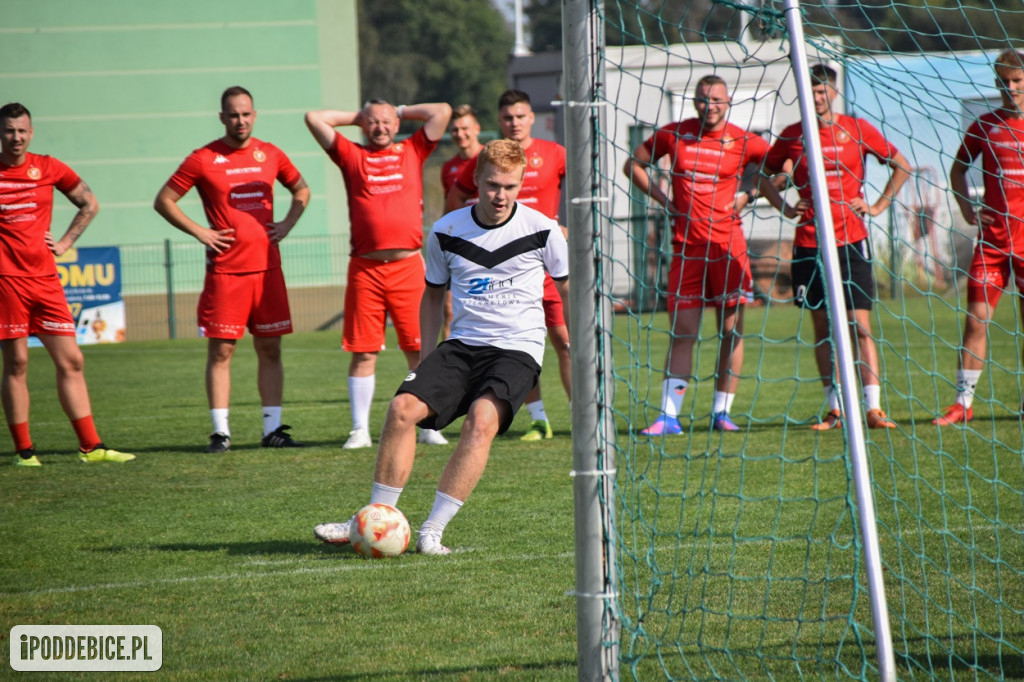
[722,137,736,149]
[27,167,41,180]
[835,130,850,143]
[393,142,405,153]
[253,149,266,163]
[529,156,544,168]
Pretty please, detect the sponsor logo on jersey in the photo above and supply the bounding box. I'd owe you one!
[0,201,38,211]
[225,166,261,175]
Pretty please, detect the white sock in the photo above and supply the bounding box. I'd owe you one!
[211,408,229,436]
[526,400,548,423]
[661,378,688,417]
[725,392,736,413]
[863,384,881,411]
[824,385,841,412]
[262,406,282,437]
[956,369,982,408]
[421,490,464,537]
[370,481,403,507]
[349,374,375,431]
[711,391,734,414]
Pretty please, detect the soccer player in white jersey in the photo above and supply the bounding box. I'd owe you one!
[314,139,570,555]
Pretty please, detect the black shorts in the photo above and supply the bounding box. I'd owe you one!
[791,240,876,311]
[397,339,541,434]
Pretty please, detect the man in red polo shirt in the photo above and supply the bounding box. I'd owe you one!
[760,64,910,430]
[439,104,484,339]
[306,99,451,449]
[155,86,310,453]
[935,49,1024,425]
[447,90,568,442]
[0,102,135,466]
[625,75,770,435]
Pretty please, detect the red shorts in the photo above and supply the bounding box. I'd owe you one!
[666,241,752,311]
[966,240,1024,307]
[0,274,76,339]
[343,254,424,353]
[542,273,567,328]
[197,268,292,339]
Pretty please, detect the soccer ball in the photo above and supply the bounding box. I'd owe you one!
[350,503,411,558]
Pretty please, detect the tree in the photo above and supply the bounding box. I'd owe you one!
[357,0,514,128]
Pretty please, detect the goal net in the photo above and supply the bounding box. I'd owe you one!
[577,0,1024,678]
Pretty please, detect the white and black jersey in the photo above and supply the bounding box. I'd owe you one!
[425,203,569,366]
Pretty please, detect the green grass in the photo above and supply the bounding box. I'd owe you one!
[1,293,1022,680]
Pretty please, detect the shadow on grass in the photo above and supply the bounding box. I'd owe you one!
[286,658,576,680]
[896,634,1024,679]
[92,540,358,558]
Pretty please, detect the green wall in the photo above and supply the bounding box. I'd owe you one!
[1,0,359,288]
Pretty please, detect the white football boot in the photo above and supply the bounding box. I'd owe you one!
[342,428,372,449]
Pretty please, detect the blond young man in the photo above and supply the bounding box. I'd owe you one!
[315,140,569,554]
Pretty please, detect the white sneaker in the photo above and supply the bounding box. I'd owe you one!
[415,531,451,556]
[418,428,448,445]
[343,428,372,449]
[314,517,353,544]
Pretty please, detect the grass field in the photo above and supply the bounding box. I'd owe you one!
[2,293,1022,680]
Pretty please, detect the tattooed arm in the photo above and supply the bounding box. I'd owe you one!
[48,180,100,256]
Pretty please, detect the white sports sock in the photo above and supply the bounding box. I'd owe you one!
[370,481,403,507]
[526,400,548,422]
[211,408,229,436]
[421,491,464,537]
[863,384,881,411]
[348,374,375,431]
[262,406,282,437]
[956,369,982,409]
[711,391,734,415]
[661,378,688,417]
[824,385,841,412]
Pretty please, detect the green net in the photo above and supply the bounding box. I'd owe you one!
[589,1,1024,679]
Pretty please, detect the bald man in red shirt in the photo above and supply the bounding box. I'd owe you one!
[306,99,451,450]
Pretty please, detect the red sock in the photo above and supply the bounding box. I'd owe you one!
[71,416,102,452]
[8,421,32,452]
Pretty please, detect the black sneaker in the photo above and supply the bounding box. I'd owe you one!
[261,425,303,448]
[206,432,231,453]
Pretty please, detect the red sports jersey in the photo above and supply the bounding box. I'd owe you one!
[166,138,302,274]
[644,120,770,246]
[453,138,566,221]
[328,128,438,256]
[956,111,1024,247]
[0,152,80,277]
[441,151,477,196]
[766,114,899,248]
